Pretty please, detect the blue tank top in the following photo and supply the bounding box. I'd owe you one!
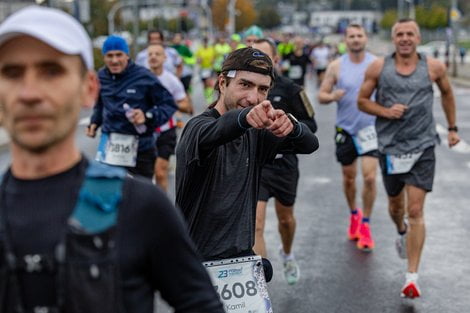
[336,52,376,135]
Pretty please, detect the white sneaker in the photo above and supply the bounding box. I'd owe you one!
[279,248,300,285]
[395,233,407,259]
[400,272,421,299]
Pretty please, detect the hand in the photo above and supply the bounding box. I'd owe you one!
[246,101,274,129]
[268,110,294,137]
[332,89,346,101]
[129,109,146,125]
[386,103,407,119]
[448,131,460,147]
[86,123,98,138]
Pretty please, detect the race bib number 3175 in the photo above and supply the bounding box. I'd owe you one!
[204,256,273,313]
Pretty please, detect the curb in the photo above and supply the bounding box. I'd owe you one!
[450,76,470,89]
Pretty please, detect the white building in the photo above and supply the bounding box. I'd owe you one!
[310,10,382,33]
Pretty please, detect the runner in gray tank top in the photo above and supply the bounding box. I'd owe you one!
[318,24,378,252]
[358,18,460,299]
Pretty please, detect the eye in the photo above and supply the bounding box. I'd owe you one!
[41,64,65,78]
[0,65,24,79]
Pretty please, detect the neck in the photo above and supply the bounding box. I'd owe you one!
[214,98,227,115]
[348,50,366,63]
[395,52,419,66]
[10,138,81,180]
[150,66,163,76]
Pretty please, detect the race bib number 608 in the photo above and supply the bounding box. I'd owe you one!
[204,256,273,313]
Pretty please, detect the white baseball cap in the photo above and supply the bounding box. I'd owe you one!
[0,5,93,69]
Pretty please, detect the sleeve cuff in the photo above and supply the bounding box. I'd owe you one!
[237,107,252,130]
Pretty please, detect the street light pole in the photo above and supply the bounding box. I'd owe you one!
[451,0,458,77]
[227,0,236,34]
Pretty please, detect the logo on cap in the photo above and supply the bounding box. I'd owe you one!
[252,51,265,58]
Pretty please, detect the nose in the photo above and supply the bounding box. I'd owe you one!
[245,89,260,106]
[19,70,42,105]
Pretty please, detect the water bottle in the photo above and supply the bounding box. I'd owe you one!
[123,103,147,134]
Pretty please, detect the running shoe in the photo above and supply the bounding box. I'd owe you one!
[396,233,407,259]
[279,248,300,285]
[357,222,375,251]
[400,272,421,299]
[347,208,363,240]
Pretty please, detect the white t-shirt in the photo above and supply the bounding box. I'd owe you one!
[156,69,187,132]
[310,46,330,70]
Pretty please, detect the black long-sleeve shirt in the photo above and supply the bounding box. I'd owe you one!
[175,108,318,260]
[1,158,223,313]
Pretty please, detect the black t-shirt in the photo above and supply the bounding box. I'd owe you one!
[265,74,317,172]
[1,158,223,313]
[284,52,311,86]
[175,108,318,261]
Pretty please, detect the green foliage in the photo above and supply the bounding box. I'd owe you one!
[93,48,105,71]
[380,9,397,30]
[381,5,448,30]
[256,6,281,29]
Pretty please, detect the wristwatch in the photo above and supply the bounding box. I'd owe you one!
[286,113,299,125]
[448,126,458,132]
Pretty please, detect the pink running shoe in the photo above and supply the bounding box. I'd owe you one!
[357,222,375,251]
[347,208,363,240]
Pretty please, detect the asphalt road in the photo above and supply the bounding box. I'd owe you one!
[0,76,469,313]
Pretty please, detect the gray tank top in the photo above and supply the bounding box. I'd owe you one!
[376,53,437,154]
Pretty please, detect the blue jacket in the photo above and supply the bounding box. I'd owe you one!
[91,61,177,151]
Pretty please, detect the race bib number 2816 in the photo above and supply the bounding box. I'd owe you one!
[204,256,273,313]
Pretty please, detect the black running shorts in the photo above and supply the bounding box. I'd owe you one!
[258,166,299,206]
[335,128,378,166]
[379,146,435,197]
[156,128,177,160]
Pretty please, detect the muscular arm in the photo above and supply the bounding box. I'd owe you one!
[358,58,392,118]
[428,57,460,146]
[317,60,342,104]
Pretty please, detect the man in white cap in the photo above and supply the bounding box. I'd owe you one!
[0,6,224,313]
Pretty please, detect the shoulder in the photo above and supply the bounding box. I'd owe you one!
[365,57,385,77]
[425,56,447,78]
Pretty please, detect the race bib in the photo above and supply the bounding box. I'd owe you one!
[96,133,138,167]
[386,151,424,174]
[352,125,378,155]
[288,65,303,80]
[204,256,273,313]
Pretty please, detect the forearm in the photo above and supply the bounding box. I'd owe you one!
[277,122,319,155]
[441,91,457,127]
[90,100,103,127]
[197,108,251,152]
[317,91,336,104]
[358,98,388,118]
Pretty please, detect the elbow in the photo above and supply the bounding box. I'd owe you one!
[302,135,320,154]
[357,99,366,112]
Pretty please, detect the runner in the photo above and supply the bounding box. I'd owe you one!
[282,36,311,87]
[0,6,224,313]
[252,38,317,285]
[318,24,378,251]
[196,37,216,103]
[87,35,177,179]
[244,25,264,47]
[175,47,319,265]
[358,18,460,298]
[148,43,192,191]
[310,40,331,87]
[136,30,183,77]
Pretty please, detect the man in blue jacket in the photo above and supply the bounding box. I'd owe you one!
[87,35,177,179]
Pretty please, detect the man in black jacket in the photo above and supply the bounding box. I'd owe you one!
[175,47,319,263]
[252,38,317,285]
[0,6,223,313]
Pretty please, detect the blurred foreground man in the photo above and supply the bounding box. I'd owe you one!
[0,6,223,313]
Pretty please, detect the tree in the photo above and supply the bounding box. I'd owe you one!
[380,9,397,30]
[257,6,281,29]
[211,0,257,32]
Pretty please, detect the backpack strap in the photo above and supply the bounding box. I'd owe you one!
[68,161,126,234]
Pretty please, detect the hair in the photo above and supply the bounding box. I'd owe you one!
[147,30,164,42]
[391,18,420,37]
[147,42,165,50]
[253,38,277,57]
[344,23,366,36]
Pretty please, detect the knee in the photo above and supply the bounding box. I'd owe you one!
[255,218,265,234]
[408,205,424,220]
[388,198,403,215]
[343,175,355,188]
[363,174,376,188]
[278,213,295,228]
[155,169,167,182]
